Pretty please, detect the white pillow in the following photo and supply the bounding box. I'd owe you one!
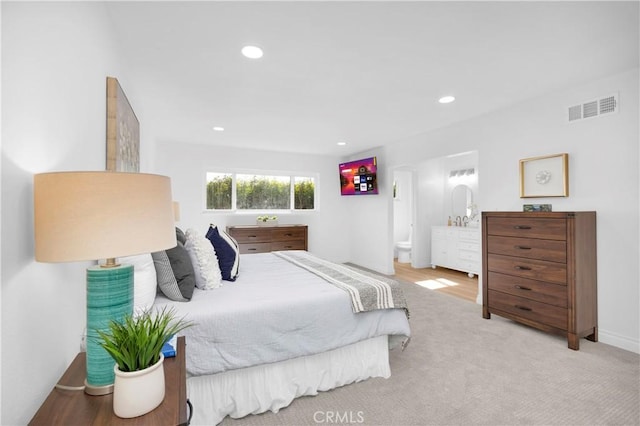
[185,228,223,290]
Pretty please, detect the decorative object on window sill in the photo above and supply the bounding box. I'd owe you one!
[519,153,569,198]
[33,171,176,396]
[257,216,278,226]
[106,77,139,172]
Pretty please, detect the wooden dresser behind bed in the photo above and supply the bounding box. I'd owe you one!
[227,224,308,254]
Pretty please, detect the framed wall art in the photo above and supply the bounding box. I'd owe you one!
[106,77,139,172]
[519,153,568,198]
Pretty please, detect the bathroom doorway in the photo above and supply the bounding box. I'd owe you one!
[392,169,415,266]
[391,151,482,305]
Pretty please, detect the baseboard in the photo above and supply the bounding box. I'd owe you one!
[598,329,640,354]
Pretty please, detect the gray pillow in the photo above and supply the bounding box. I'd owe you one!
[152,250,187,302]
[165,242,196,300]
[176,227,187,245]
[152,242,196,301]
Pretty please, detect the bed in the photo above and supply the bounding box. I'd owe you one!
[153,241,411,425]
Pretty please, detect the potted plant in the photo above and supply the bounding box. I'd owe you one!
[97,307,193,418]
[256,215,278,226]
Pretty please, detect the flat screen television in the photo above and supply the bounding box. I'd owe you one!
[339,156,378,196]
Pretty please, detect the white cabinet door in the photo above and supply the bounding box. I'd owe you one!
[431,226,480,277]
[431,237,448,266]
[456,228,480,276]
[431,226,454,268]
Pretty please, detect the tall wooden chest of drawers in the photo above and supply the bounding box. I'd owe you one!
[482,212,597,350]
[226,225,308,254]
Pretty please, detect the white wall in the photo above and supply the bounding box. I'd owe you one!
[345,68,640,353]
[338,149,396,274]
[414,157,445,269]
[442,151,479,225]
[1,3,143,424]
[392,170,412,246]
[153,141,350,263]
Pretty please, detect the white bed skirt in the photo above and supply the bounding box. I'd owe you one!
[187,335,391,425]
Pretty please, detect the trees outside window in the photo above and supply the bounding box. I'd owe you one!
[236,174,290,210]
[206,172,316,212]
[294,177,314,210]
[206,173,232,210]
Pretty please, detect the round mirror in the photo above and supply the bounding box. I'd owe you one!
[451,184,473,218]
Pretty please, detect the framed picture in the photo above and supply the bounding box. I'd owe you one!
[519,153,568,198]
[106,77,139,172]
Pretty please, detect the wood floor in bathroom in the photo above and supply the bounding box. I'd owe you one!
[393,260,478,303]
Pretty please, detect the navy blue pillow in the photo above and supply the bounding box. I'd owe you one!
[205,225,240,281]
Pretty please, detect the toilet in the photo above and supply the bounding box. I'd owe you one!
[395,226,412,263]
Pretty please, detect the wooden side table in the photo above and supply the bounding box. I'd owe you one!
[29,337,189,425]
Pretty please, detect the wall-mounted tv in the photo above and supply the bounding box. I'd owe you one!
[339,156,378,196]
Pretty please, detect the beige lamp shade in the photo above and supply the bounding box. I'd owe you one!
[172,201,180,222]
[34,171,177,262]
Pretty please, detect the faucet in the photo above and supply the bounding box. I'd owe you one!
[455,216,462,226]
[463,216,469,227]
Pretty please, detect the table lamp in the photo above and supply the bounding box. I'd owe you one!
[33,171,176,395]
[173,201,180,222]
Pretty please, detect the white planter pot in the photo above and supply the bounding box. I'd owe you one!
[113,354,165,418]
[257,220,278,227]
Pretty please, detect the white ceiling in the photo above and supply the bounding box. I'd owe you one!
[105,1,639,156]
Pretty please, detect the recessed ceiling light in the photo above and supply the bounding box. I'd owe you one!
[213,126,224,132]
[439,96,456,104]
[337,141,347,146]
[241,45,263,59]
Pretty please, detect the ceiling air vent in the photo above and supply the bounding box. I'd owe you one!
[599,95,617,115]
[583,100,598,118]
[567,92,618,123]
[568,105,582,122]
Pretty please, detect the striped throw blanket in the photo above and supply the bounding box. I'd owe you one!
[273,251,409,319]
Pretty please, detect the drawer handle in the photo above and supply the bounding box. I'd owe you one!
[248,248,257,251]
[515,305,532,311]
[284,233,293,237]
[514,265,532,271]
[513,225,531,230]
[514,285,532,291]
[284,245,293,249]
[514,245,531,250]
[248,235,258,238]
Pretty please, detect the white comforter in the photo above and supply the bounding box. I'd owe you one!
[153,252,411,377]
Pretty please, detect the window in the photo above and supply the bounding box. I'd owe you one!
[237,174,290,210]
[206,173,232,210]
[294,176,315,210]
[206,171,316,212]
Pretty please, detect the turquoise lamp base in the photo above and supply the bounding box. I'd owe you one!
[85,264,133,395]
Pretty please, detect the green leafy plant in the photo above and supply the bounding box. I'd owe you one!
[96,307,193,372]
[257,215,278,222]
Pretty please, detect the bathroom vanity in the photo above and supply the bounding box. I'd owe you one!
[431,225,480,277]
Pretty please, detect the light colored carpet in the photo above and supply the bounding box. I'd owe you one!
[220,279,639,426]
